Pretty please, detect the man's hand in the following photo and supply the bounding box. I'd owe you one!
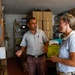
[15,50,22,57]
[16,46,26,57]
[43,46,48,53]
[43,41,49,53]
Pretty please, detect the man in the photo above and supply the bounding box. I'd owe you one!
[16,17,49,75]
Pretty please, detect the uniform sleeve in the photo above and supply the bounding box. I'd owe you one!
[69,34,75,52]
[42,31,49,43]
[20,34,26,47]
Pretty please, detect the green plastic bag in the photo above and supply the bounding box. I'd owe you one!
[47,45,60,58]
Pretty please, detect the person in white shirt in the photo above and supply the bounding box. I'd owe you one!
[50,14,75,75]
[16,17,49,75]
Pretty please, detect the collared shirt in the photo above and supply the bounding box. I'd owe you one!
[57,31,75,73]
[20,29,48,56]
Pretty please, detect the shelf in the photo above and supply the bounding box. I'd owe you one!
[13,18,28,53]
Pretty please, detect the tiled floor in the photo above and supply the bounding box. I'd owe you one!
[7,58,28,75]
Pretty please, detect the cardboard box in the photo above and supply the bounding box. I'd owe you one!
[0,11,1,19]
[0,0,2,18]
[0,14,1,25]
[44,30,53,39]
[0,0,1,11]
[0,11,1,18]
[37,21,42,30]
[1,59,7,66]
[32,11,42,20]
[0,18,4,46]
[43,21,53,30]
[42,11,52,21]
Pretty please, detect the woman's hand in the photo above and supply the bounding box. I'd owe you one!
[50,55,59,62]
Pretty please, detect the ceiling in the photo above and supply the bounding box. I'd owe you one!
[2,0,75,15]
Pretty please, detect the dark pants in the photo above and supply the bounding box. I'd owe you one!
[27,55,46,75]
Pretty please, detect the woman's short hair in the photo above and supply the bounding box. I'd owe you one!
[61,14,75,29]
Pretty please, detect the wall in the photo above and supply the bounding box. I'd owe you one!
[5,14,55,58]
[52,15,56,25]
[5,14,26,58]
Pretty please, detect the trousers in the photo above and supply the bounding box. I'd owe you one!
[57,71,75,75]
[27,55,46,75]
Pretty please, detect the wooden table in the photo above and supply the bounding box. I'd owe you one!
[46,58,56,75]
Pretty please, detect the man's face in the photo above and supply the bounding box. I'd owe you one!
[28,19,37,30]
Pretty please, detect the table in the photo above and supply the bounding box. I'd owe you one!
[46,59,56,75]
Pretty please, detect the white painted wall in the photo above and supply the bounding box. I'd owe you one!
[5,14,55,58]
[5,14,26,58]
[52,15,56,25]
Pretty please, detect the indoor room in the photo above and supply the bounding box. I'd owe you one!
[0,0,75,75]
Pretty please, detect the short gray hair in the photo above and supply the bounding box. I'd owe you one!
[61,14,75,29]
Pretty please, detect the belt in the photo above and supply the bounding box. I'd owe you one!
[57,71,75,75]
[27,54,45,58]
